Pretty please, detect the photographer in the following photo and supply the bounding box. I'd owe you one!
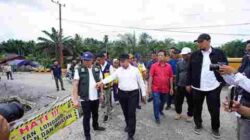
[220,65,250,140]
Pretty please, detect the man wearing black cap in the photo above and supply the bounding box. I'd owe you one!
[186,33,228,138]
[96,54,147,140]
[71,51,105,140]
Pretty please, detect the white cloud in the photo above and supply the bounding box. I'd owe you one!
[0,0,250,46]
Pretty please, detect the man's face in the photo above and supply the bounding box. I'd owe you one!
[113,61,119,68]
[246,44,250,55]
[54,61,58,65]
[151,53,157,60]
[158,52,165,62]
[197,40,210,50]
[120,59,129,68]
[169,49,175,57]
[83,60,93,68]
[182,54,190,60]
[104,53,109,60]
[97,57,105,65]
[129,56,134,63]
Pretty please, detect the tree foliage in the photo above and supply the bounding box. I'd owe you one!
[220,40,246,57]
[0,28,246,68]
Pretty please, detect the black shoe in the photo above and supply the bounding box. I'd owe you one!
[127,136,134,140]
[165,106,171,110]
[57,89,59,91]
[136,105,141,109]
[147,96,153,102]
[103,115,108,122]
[124,126,129,132]
[193,126,202,135]
[85,136,91,140]
[160,112,165,116]
[211,129,221,139]
[155,119,161,125]
[62,88,65,91]
[93,126,105,131]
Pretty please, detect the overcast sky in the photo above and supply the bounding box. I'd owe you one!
[0,0,250,46]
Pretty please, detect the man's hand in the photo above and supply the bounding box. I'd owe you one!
[142,96,147,104]
[72,99,80,109]
[219,65,237,75]
[170,88,174,95]
[0,115,10,140]
[147,89,152,96]
[223,98,231,112]
[186,86,192,93]
[96,81,104,89]
[231,101,241,112]
[223,97,241,112]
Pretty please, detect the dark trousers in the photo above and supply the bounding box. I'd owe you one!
[193,86,222,130]
[54,76,64,90]
[118,89,138,137]
[113,84,119,102]
[166,83,176,107]
[6,72,13,80]
[175,86,193,117]
[166,94,173,106]
[81,100,100,137]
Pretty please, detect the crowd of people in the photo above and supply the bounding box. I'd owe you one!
[68,33,250,140]
[1,33,250,140]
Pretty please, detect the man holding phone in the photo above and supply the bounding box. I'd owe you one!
[220,40,250,140]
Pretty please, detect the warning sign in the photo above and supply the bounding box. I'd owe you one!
[9,97,79,140]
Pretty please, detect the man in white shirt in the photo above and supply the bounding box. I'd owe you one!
[71,51,105,140]
[186,33,228,138]
[3,63,13,80]
[96,54,146,140]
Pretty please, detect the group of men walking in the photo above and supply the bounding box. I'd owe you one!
[69,33,250,140]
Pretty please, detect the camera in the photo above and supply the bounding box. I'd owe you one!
[209,62,226,71]
[0,102,24,123]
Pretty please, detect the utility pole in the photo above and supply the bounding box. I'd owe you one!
[51,0,65,67]
[104,35,108,54]
[133,30,136,54]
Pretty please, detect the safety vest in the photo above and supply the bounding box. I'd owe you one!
[137,63,145,78]
[102,63,112,89]
[113,68,119,85]
[78,65,101,100]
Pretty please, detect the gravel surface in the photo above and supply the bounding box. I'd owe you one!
[0,73,237,140]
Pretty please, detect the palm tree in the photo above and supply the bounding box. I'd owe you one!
[37,27,71,66]
[68,34,84,59]
[118,33,136,53]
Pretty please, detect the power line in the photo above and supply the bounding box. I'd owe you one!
[157,23,250,30]
[61,18,250,36]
